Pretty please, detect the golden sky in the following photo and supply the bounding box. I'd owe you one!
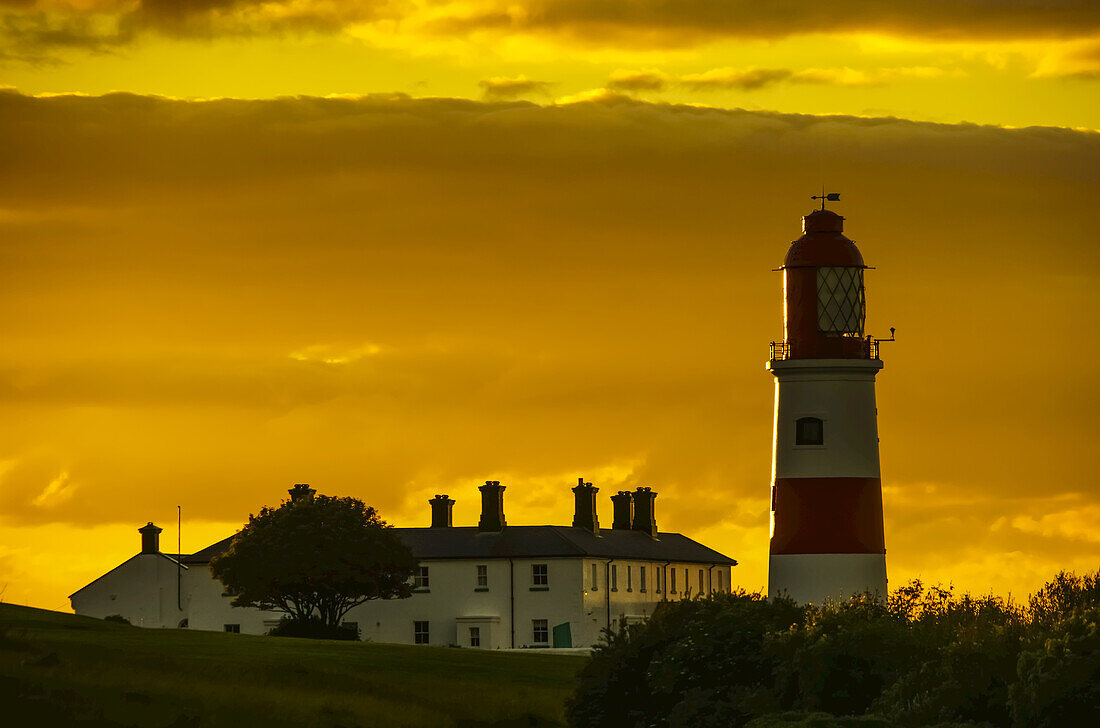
[1,1,1098,611]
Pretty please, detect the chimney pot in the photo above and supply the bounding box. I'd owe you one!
[631,487,658,538]
[288,483,316,502]
[571,478,600,533]
[429,494,455,528]
[138,522,162,554]
[478,481,506,532]
[611,491,633,530]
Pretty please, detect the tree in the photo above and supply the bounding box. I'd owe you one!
[210,484,416,631]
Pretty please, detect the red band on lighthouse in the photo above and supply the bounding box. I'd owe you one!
[770,477,885,555]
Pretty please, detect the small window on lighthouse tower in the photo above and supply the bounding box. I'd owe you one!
[796,417,824,446]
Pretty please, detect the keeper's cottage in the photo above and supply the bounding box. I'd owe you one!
[70,480,736,649]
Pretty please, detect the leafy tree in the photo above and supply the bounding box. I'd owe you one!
[1010,605,1100,727]
[210,484,416,630]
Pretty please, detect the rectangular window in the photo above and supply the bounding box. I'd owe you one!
[627,565,632,592]
[685,569,689,596]
[796,417,824,446]
[223,624,240,633]
[477,564,488,587]
[670,568,677,593]
[591,563,598,591]
[611,564,618,591]
[699,569,705,594]
[656,567,662,593]
[469,627,480,647]
[717,570,724,593]
[640,566,647,592]
[414,621,429,644]
[414,566,429,590]
[532,564,548,586]
[532,619,548,644]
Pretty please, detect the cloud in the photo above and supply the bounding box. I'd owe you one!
[4,0,1099,62]
[478,74,554,100]
[423,1,1100,46]
[606,69,669,92]
[679,65,953,90]
[681,67,794,90]
[1032,39,1100,79]
[32,470,76,507]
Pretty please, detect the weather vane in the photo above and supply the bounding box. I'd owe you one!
[810,191,840,210]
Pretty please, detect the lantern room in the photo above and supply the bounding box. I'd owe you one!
[776,208,874,360]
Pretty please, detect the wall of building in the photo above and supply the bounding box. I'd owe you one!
[70,554,187,629]
[72,552,732,649]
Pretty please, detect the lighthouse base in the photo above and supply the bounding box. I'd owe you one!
[768,553,887,605]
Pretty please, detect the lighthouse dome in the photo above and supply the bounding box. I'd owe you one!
[784,209,864,269]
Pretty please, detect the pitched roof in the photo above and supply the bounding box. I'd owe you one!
[182,526,735,566]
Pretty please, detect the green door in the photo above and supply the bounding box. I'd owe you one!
[552,622,572,648]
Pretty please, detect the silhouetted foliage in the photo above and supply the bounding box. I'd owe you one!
[103,614,131,625]
[209,488,416,631]
[566,569,1100,728]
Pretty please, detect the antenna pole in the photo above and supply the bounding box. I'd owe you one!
[177,505,182,612]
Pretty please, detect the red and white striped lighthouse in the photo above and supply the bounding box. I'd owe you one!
[766,201,888,604]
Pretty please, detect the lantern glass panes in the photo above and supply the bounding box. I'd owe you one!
[817,267,865,336]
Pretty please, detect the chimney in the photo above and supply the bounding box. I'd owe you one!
[139,522,162,554]
[478,481,506,532]
[611,491,633,530]
[572,478,599,534]
[430,494,455,528]
[631,487,658,538]
[288,483,316,502]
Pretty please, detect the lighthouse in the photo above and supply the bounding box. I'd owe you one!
[766,199,888,604]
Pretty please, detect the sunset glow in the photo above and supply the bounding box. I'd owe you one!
[1,0,1097,612]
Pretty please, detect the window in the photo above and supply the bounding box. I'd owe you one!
[627,565,632,592]
[639,566,647,592]
[469,627,480,647]
[699,569,705,595]
[796,417,824,446]
[591,563,598,591]
[670,568,677,593]
[611,564,618,591]
[477,564,488,587]
[223,624,240,633]
[532,619,548,644]
[717,570,724,593]
[685,569,689,596]
[817,266,865,336]
[414,566,430,590]
[532,564,548,586]
[656,567,662,593]
[414,621,429,644]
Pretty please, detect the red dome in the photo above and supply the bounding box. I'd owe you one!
[784,209,865,269]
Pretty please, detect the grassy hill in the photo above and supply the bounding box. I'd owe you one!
[0,603,587,727]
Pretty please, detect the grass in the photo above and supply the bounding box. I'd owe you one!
[0,603,588,728]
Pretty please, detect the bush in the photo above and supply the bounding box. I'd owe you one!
[267,616,360,641]
[1010,605,1100,728]
[565,569,1100,728]
[103,614,131,625]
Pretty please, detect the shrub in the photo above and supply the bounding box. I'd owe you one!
[103,614,131,625]
[1009,606,1100,728]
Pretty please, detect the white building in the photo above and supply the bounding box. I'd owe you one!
[70,479,737,649]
